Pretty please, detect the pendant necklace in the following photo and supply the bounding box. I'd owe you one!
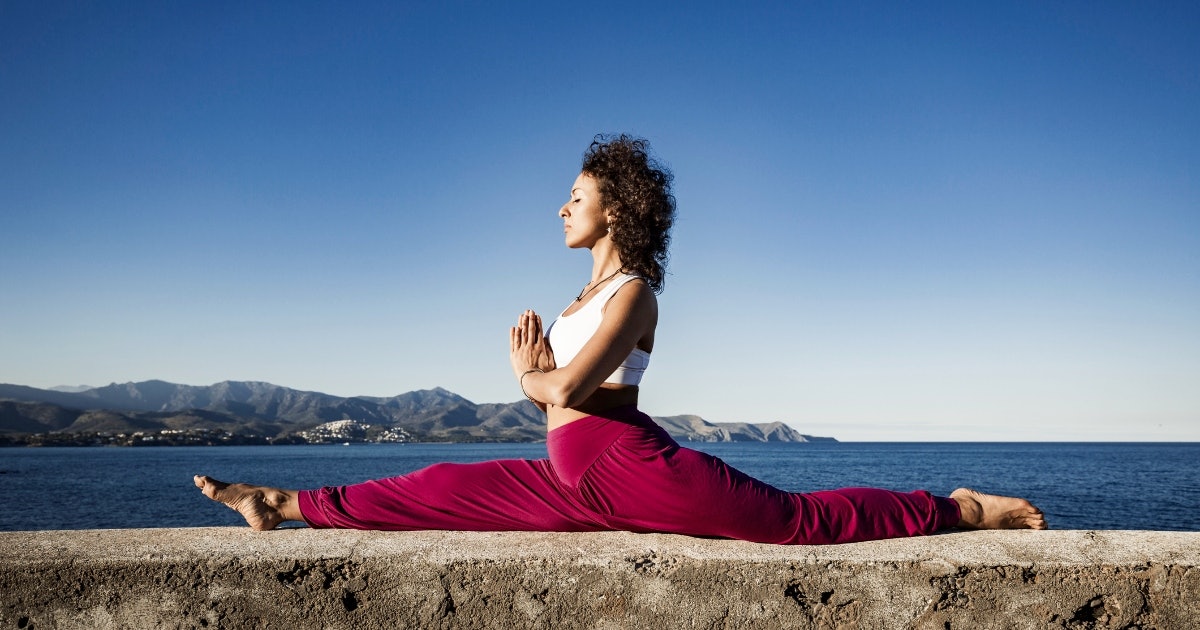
[575,269,622,302]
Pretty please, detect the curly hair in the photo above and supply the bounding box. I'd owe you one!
[581,134,676,294]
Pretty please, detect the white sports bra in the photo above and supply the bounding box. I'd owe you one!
[545,273,650,386]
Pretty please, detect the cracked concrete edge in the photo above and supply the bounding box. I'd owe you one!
[2,528,1197,566]
[2,529,1198,630]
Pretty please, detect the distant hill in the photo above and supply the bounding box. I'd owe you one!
[0,380,835,443]
[653,415,835,443]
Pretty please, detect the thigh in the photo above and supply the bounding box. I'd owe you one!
[579,434,803,543]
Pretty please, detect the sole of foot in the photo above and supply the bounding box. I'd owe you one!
[951,487,1048,530]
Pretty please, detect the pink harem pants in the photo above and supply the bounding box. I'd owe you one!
[298,406,961,544]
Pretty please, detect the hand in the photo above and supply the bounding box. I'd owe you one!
[509,309,556,378]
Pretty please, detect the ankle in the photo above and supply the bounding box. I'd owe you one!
[276,490,304,523]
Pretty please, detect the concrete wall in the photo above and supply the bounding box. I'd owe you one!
[2,528,1197,629]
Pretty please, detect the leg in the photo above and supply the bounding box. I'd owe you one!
[560,412,1043,544]
[587,442,964,544]
[789,486,963,544]
[599,446,1048,543]
[596,447,1048,543]
[198,459,604,532]
[194,475,303,531]
[297,459,605,532]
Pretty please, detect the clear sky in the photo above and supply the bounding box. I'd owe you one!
[2,2,1197,441]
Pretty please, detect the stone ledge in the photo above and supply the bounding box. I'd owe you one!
[2,528,1197,629]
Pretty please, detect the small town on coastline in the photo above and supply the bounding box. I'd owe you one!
[0,420,417,447]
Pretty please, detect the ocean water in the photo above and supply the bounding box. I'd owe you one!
[0,442,1196,532]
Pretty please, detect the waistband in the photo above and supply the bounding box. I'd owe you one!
[547,405,656,435]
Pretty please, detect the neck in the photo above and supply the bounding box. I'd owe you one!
[589,244,623,282]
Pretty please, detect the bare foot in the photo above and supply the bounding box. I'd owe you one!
[950,488,1048,530]
[194,475,301,531]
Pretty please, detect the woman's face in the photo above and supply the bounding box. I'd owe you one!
[559,173,608,249]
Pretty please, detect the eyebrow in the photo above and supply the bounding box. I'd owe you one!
[571,188,582,195]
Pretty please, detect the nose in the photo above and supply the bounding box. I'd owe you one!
[559,203,569,218]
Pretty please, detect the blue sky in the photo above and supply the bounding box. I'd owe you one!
[2,1,1197,440]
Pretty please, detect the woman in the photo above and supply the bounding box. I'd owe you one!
[196,135,1047,543]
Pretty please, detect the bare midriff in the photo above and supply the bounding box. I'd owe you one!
[546,384,638,431]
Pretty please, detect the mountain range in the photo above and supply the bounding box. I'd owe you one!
[0,380,835,443]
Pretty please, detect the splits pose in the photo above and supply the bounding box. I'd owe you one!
[197,135,1047,543]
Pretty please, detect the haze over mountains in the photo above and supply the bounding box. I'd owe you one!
[0,380,834,443]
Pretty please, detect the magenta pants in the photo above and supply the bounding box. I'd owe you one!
[298,406,960,544]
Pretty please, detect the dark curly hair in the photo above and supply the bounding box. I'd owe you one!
[581,134,676,294]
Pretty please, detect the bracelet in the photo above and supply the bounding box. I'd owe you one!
[520,369,545,404]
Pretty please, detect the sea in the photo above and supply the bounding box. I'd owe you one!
[1,442,1197,532]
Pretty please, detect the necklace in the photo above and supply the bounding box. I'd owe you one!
[575,269,623,302]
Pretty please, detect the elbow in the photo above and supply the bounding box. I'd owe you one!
[544,379,590,409]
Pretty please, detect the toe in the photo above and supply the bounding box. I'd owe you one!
[195,475,229,500]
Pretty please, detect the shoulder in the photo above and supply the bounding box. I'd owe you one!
[612,274,654,298]
[605,276,657,315]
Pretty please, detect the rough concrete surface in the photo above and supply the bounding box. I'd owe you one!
[1,528,1197,629]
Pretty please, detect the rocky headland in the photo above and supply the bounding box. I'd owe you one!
[0,380,835,445]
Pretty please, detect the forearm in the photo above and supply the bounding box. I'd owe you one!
[518,367,595,410]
